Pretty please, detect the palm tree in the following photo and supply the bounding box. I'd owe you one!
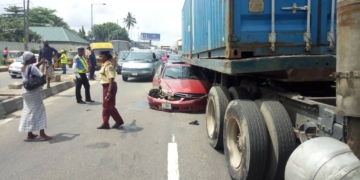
[123,12,137,40]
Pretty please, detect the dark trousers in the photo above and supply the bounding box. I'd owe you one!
[89,65,95,79]
[102,82,124,126]
[76,73,91,102]
[61,64,66,74]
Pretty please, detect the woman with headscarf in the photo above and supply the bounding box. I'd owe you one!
[97,51,124,129]
[20,51,52,141]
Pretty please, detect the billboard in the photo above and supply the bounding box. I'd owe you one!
[140,33,160,41]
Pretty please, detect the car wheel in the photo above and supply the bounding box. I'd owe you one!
[255,100,296,180]
[224,100,269,180]
[11,75,16,78]
[206,86,231,149]
[122,76,128,82]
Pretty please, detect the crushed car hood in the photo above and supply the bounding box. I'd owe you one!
[161,79,209,94]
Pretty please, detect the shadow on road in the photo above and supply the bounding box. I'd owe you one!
[49,133,80,144]
[116,120,143,139]
[125,77,151,83]
[87,101,102,106]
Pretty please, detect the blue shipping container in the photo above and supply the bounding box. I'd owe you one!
[182,0,337,59]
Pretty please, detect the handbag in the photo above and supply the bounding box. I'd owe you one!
[23,65,46,90]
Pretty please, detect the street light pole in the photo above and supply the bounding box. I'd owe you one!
[24,0,29,51]
[91,3,106,41]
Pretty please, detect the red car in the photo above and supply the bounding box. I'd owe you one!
[147,62,211,112]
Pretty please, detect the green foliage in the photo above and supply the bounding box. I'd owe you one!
[30,48,39,54]
[78,26,86,39]
[0,6,71,42]
[123,12,137,32]
[88,22,129,42]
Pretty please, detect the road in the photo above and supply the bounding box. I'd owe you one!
[0,67,74,89]
[0,74,230,180]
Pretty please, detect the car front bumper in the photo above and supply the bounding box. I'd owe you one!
[122,71,152,78]
[147,95,207,113]
[9,68,22,77]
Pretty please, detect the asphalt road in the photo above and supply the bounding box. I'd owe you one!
[0,67,74,89]
[0,74,230,180]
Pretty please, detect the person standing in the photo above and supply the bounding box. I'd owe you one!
[73,46,94,104]
[60,50,68,74]
[38,40,58,88]
[3,47,8,65]
[89,49,96,80]
[97,51,124,129]
[20,51,52,141]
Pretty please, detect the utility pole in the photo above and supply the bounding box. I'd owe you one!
[23,0,26,50]
[24,0,29,51]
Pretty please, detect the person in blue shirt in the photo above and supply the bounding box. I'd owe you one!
[38,40,58,88]
[72,46,94,104]
[89,49,97,80]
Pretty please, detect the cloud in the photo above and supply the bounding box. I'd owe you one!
[0,0,185,47]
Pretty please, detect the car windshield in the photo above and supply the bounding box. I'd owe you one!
[66,52,76,58]
[8,52,22,58]
[119,52,130,59]
[16,55,39,62]
[158,51,166,56]
[168,55,181,60]
[126,52,153,61]
[163,66,206,80]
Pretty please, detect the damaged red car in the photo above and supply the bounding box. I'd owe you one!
[147,62,210,112]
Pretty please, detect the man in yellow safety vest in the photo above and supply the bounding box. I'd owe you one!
[60,50,68,74]
[73,46,94,104]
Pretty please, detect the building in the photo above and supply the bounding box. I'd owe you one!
[29,27,89,50]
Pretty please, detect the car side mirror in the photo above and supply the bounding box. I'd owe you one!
[167,55,170,58]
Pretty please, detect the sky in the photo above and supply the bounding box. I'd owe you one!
[0,0,184,47]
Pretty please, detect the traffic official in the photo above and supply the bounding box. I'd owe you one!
[60,50,67,74]
[73,47,94,104]
[97,51,124,129]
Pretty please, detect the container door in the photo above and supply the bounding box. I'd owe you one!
[232,0,334,56]
[182,0,192,57]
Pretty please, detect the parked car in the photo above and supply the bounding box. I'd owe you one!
[117,51,130,74]
[147,62,210,112]
[168,54,182,63]
[121,50,162,82]
[9,54,39,78]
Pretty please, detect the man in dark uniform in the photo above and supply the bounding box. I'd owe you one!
[72,46,94,104]
[89,49,96,80]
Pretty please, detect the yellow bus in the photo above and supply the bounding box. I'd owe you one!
[90,42,118,69]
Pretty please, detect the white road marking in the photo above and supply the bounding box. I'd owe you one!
[168,135,179,180]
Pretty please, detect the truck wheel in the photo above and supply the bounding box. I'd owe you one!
[206,86,230,149]
[228,87,251,100]
[255,100,295,180]
[122,76,128,82]
[224,100,268,180]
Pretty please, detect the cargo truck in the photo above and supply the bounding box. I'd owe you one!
[181,0,360,179]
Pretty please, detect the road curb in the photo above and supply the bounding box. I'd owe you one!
[0,67,8,72]
[0,80,76,115]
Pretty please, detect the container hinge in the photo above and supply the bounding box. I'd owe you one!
[228,35,240,42]
[269,32,276,52]
[330,71,360,79]
[327,31,335,51]
[282,3,308,14]
[304,32,312,51]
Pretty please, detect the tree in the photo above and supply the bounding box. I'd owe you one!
[78,26,86,39]
[0,15,41,43]
[1,5,24,18]
[29,7,70,28]
[123,12,137,38]
[88,22,129,42]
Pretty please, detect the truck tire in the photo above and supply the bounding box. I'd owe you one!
[122,76,128,82]
[255,100,295,180]
[224,100,268,180]
[206,86,230,149]
[228,87,252,100]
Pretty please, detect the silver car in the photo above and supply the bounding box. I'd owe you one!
[9,54,39,78]
[121,50,161,82]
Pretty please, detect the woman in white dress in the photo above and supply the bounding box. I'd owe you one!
[19,51,52,141]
